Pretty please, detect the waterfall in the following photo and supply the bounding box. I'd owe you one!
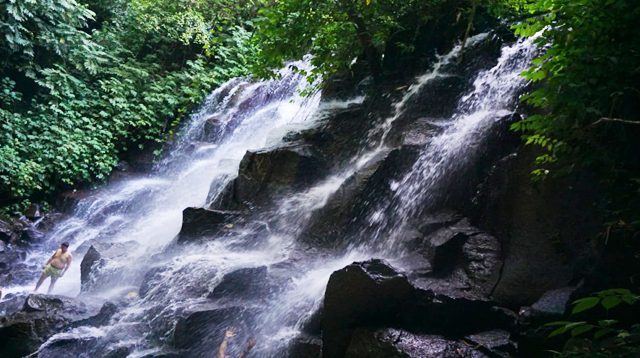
[358,32,543,253]
[4,32,542,358]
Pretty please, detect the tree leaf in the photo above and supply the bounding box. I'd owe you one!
[601,295,622,310]
[572,297,600,314]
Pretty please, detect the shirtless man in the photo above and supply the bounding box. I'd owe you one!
[34,242,72,294]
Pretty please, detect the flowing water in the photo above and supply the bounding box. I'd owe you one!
[4,34,541,358]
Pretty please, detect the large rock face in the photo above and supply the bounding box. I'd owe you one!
[475,147,599,307]
[322,259,513,358]
[405,216,502,299]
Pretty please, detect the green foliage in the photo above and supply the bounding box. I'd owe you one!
[545,289,640,357]
[0,0,258,208]
[508,0,640,230]
[251,0,461,82]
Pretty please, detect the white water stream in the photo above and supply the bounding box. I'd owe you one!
[3,33,541,358]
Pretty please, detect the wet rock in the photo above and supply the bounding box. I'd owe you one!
[417,211,463,236]
[527,286,577,319]
[407,217,501,297]
[322,259,415,358]
[475,148,599,307]
[400,117,443,146]
[0,216,44,245]
[80,241,140,292]
[208,266,269,301]
[0,218,15,243]
[322,259,513,358]
[70,302,118,328]
[345,328,488,358]
[0,245,29,287]
[24,204,43,220]
[0,293,26,317]
[465,330,516,357]
[288,334,322,358]
[302,145,422,247]
[177,207,241,243]
[0,294,100,357]
[202,115,227,142]
[301,305,323,336]
[80,246,102,291]
[287,104,375,167]
[300,150,389,246]
[213,144,327,209]
[172,304,257,357]
[138,266,167,298]
[20,224,45,243]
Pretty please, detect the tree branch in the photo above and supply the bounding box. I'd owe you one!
[593,117,640,126]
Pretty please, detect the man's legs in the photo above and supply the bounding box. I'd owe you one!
[47,276,59,294]
[34,273,48,293]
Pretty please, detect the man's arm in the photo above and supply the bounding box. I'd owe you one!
[218,328,236,358]
[44,251,57,266]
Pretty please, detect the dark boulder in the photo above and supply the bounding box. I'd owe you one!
[176,207,241,243]
[208,266,269,301]
[322,259,415,357]
[405,217,501,298]
[80,246,101,289]
[417,211,464,236]
[0,294,100,357]
[211,145,327,210]
[322,259,513,358]
[345,328,489,358]
[513,286,580,357]
[80,241,140,292]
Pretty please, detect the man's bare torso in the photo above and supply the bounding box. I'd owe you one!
[50,249,71,269]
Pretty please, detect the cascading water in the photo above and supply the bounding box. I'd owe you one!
[359,32,543,253]
[3,32,541,358]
